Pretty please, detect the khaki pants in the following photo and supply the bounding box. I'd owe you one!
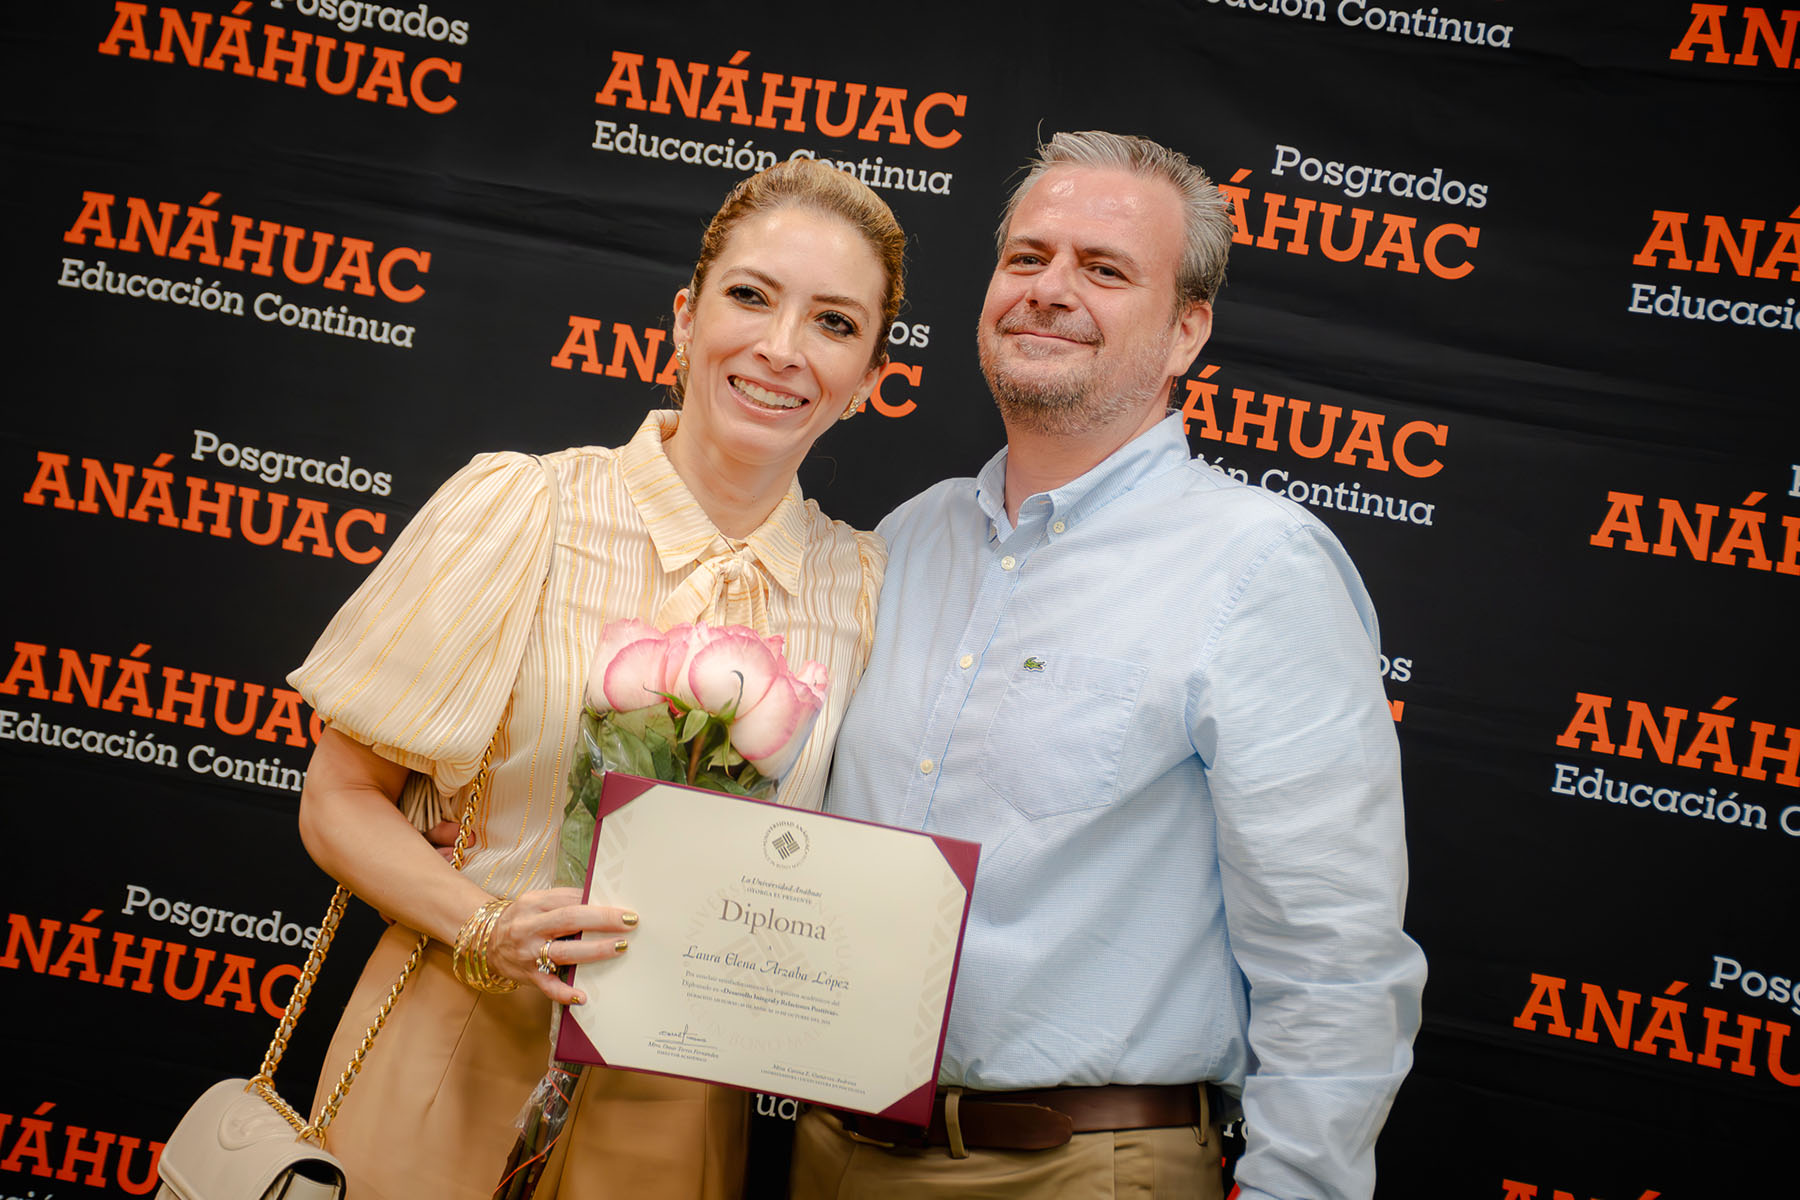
[314,924,747,1200]
[788,1105,1224,1199]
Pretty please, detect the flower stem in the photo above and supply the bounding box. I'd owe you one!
[687,732,703,785]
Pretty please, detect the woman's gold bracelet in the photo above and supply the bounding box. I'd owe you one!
[451,896,519,993]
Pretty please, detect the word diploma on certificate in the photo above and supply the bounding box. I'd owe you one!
[556,773,979,1126]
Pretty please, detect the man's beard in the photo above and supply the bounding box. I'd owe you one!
[978,311,1172,437]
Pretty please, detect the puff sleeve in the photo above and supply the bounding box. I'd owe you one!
[288,452,555,803]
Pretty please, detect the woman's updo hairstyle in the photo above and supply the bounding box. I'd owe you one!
[673,158,906,404]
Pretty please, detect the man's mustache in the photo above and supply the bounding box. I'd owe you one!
[996,311,1101,345]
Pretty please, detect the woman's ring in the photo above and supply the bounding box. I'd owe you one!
[535,940,557,975]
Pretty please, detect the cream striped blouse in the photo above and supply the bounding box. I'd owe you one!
[289,411,885,898]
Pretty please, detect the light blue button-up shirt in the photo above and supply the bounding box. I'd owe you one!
[826,414,1426,1200]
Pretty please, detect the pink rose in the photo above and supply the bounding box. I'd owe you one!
[586,619,675,713]
[794,660,829,704]
[687,628,779,715]
[684,630,829,780]
[584,620,829,781]
[590,619,661,680]
[659,623,709,709]
[728,668,827,779]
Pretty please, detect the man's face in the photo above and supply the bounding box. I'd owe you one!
[978,165,1210,435]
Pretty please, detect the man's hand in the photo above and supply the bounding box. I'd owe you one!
[426,820,460,862]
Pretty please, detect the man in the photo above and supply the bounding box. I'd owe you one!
[789,131,1427,1199]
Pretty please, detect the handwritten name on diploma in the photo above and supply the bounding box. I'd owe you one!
[680,946,852,993]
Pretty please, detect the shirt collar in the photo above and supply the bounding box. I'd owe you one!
[973,411,1192,536]
[619,410,807,596]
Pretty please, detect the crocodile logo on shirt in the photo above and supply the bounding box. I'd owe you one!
[1023,657,1046,672]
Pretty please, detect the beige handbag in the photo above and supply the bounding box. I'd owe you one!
[155,747,496,1200]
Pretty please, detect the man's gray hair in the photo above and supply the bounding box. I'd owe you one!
[996,130,1234,308]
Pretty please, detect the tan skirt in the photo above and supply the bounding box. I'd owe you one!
[311,924,748,1200]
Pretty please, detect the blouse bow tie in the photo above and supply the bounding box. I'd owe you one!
[655,538,771,632]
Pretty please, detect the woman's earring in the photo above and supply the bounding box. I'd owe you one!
[841,394,864,421]
[675,344,688,369]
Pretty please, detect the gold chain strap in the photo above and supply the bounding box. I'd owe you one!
[251,742,497,1144]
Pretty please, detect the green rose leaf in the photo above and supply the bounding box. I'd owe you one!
[557,804,595,889]
[679,707,711,744]
[597,714,656,777]
[692,768,752,796]
[644,709,678,745]
[611,703,668,741]
[645,727,678,782]
[702,739,745,772]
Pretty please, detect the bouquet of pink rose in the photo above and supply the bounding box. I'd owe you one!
[495,619,829,1200]
[556,618,830,886]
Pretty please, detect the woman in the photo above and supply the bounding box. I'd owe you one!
[289,158,905,1200]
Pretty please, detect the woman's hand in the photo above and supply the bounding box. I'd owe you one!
[302,729,637,1005]
[486,887,638,1005]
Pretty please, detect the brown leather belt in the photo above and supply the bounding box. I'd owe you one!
[830,1082,1215,1152]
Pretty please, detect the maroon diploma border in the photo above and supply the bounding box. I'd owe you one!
[553,771,979,1127]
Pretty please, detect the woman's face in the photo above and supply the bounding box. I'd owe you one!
[672,205,886,479]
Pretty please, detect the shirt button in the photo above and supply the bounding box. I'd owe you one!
[959,654,973,669]
[1052,521,1066,534]
[1000,555,1016,571]
[920,759,935,775]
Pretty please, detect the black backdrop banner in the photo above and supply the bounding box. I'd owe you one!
[2,3,1794,1197]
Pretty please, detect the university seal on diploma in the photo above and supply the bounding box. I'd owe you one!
[555,774,979,1125]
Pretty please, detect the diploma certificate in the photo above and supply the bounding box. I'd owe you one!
[556,773,979,1125]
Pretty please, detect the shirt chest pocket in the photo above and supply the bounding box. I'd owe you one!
[975,653,1147,819]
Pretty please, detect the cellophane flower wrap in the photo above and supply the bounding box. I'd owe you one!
[495,619,828,1199]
